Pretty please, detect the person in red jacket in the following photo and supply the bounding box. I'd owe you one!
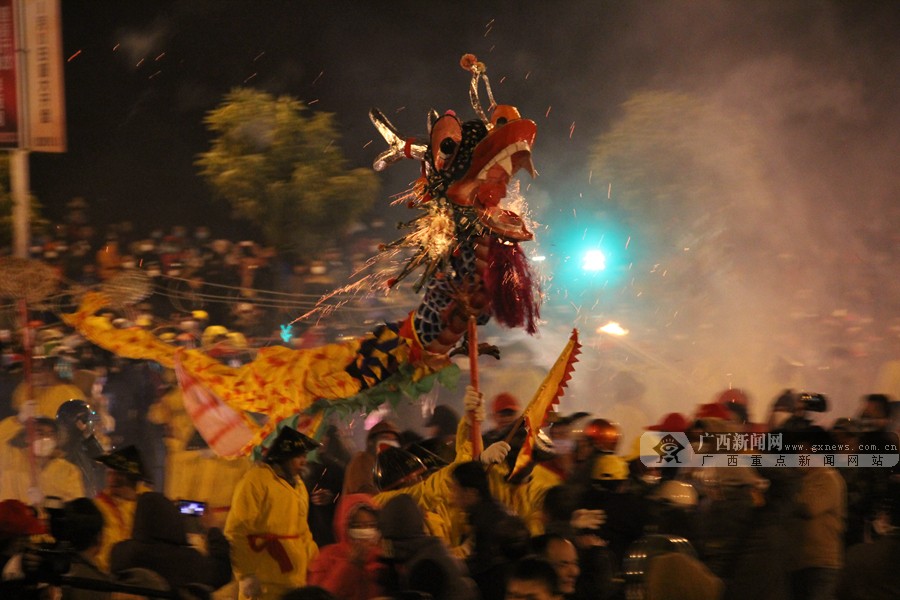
[307,493,384,600]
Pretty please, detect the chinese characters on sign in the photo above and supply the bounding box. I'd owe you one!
[640,431,899,468]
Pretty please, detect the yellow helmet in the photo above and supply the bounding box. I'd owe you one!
[592,454,629,481]
[201,325,229,347]
[226,331,248,349]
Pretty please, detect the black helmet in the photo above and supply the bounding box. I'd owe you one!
[56,400,100,447]
[374,446,428,491]
[263,426,320,462]
[406,442,450,471]
[56,400,99,431]
[95,445,150,482]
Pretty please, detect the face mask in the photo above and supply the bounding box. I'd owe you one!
[54,361,73,381]
[33,437,56,457]
[348,527,379,541]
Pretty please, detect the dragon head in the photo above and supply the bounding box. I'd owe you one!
[370,54,537,244]
[368,54,541,338]
[429,105,536,241]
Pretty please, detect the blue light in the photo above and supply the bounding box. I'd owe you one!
[582,249,607,271]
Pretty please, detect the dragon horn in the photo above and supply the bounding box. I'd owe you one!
[460,53,497,127]
[427,109,440,134]
[369,108,427,171]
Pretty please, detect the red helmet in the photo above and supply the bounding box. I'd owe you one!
[583,418,621,453]
[716,388,748,406]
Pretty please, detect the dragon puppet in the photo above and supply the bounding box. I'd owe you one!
[63,54,542,457]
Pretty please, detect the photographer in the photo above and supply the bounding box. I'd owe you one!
[59,497,110,600]
[109,492,232,594]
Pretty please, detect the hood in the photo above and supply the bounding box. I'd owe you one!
[131,492,188,545]
[334,493,379,544]
[377,494,425,540]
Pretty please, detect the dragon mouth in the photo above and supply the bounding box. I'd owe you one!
[447,119,537,241]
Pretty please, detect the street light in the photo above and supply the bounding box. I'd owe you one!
[597,321,628,336]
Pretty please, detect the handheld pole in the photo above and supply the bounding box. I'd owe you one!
[467,316,483,457]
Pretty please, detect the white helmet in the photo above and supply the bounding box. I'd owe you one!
[648,480,698,508]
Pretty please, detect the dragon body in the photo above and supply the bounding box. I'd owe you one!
[63,54,541,456]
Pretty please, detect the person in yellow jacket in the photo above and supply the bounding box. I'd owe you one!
[373,386,513,553]
[0,358,87,449]
[150,375,251,529]
[373,386,563,550]
[0,417,85,506]
[225,426,320,600]
[93,445,152,573]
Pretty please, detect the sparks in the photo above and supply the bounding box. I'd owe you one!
[67,50,82,62]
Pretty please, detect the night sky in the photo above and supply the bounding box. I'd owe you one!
[24,1,900,426]
[35,1,898,230]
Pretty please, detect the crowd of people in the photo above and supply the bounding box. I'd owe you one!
[0,206,896,600]
[0,333,897,600]
[6,202,409,348]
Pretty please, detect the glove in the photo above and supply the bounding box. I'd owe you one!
[26,486,44,508]
[480,441,510,465]
[239,575,262,599]
[463,385,485,423]
[1,553,25,581]
[17,400,37,424]
[571,508,606,530]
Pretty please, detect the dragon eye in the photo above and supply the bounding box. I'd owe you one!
[439,137,457,155]
[495,117,508,126]
[430,114,462,171]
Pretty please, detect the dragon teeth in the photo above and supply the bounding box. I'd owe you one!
[477,141,532,181]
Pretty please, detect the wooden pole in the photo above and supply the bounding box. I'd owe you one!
[467,316,483,457]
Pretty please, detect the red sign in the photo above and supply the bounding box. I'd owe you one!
[0,0,19,147]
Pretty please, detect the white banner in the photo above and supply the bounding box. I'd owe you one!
[23,0,65,152]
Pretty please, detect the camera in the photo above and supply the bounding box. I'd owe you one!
[177,500,207,517]
[798,392,828,413]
